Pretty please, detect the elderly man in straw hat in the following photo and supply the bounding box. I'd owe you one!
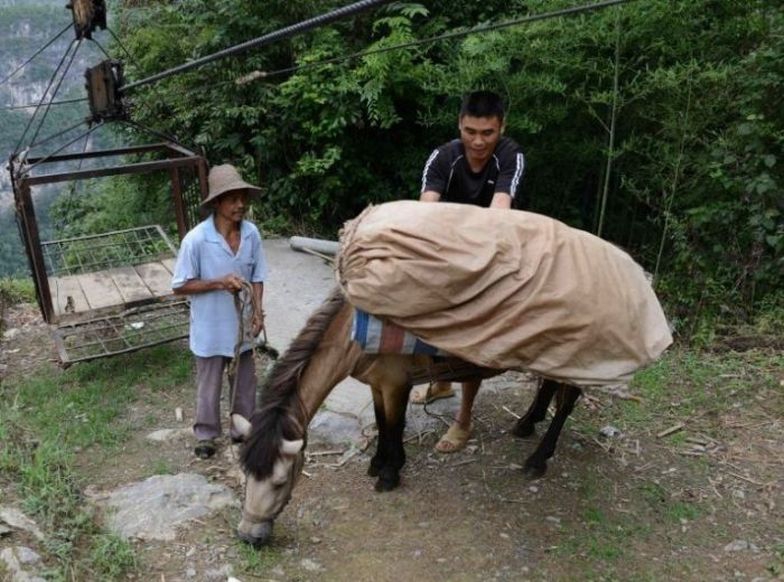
[172,164,267,459]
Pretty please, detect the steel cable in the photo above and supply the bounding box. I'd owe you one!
[0,23,72,88]
[240,0,637,82]
[29,38,85,148]
[120,0,398,93]
[12,38,78,156]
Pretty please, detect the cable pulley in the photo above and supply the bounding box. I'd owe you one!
[67,0,107,40]
[84,60,127,122]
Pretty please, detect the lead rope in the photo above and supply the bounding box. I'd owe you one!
[228,281,263,457]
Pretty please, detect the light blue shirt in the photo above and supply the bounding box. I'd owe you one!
[172,216,267,358]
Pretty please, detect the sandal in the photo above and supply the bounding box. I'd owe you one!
[194,439,216,459]
[434,423,471,454]
[410,384,455,405]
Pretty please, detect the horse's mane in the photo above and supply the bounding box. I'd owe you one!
[241,287,346,479]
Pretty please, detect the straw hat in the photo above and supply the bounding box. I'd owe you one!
[201,164,262,206]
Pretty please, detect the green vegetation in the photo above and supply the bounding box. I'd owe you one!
[236,541,284,575]
[2,1,781,338]
[94,0,782,338]
[0,344,189,579]
[0,276,35,304]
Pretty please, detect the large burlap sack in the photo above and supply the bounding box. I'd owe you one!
[337,200,672,386]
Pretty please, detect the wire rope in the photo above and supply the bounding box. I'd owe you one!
[89,37,112,60]
[0,23,72,88]
[12,38,78,156]
[29,38,85,148]
[26,121,103,173]
[26,119,89,151]
[119,118,191,149]
[106,26,136,63]
[120,0,398,93]
[242,0,636,82]
[1,97,88,111]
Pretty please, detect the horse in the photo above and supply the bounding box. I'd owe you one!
[234,288,582,546]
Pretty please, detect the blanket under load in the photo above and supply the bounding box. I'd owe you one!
[337,200,672,386]
[352,309,445,356]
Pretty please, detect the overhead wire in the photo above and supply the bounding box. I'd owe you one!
[120,0,399,93]
[26,121,103,173]
[12,38,79,156]
[1,97,88,111]
[26,118,90,151]
[106,26,135,63]
[0,23,72,88]
[29,38,85,148]
[89,37,112,61]
[239,0,637,83]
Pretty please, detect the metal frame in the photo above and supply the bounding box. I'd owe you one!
[10,142,207,325]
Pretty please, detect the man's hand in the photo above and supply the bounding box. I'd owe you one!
[220,274,245,292]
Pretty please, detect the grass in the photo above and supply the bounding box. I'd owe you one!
[0,344,190,579]
[88,534,138,580]
[0,276,36,305]
[236,541,283,574]
[617,348,783,436]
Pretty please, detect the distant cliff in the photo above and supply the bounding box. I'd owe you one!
[0,0,114,275]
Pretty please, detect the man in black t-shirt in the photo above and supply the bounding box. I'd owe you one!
[411,90,526,453]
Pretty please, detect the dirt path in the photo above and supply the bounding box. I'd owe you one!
[2,240,783,581]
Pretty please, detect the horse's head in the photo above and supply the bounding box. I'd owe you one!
[234,413,306,546]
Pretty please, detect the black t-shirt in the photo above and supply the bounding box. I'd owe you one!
[420,137,527,209]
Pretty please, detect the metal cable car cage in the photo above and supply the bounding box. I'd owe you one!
[10,142,208,366]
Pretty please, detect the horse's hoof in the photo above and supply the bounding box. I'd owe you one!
[374,477,400,492]
[522,462,547,480]
[511,421,536,439]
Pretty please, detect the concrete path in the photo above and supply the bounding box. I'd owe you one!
[262,238,459,446]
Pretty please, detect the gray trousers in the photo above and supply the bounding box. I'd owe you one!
[194,351,257,441]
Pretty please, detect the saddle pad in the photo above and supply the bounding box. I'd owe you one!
[352,309,445,355]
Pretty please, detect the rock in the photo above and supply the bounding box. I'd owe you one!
[204,565,233,580]
[0,507,45,541]
[545,516,561,525]
[599,425,622,438]
[145,428,191,442]
[300,558,323,572]
[723,540,759,552]
[0,546,46,582]
[309,410,362,445]
[2,328,20,340]
[0,524,11,537]
[89,473,237,541]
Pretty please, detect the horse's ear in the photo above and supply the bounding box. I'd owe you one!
[281,438,304,456]
[232,413,252,438]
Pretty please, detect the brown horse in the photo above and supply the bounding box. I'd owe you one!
[235,288,582,545]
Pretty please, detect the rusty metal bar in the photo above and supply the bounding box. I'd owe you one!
[164,142,201,158]
[26,156,203,186]
[170,166,187,240]
[26,143,170,164]
[14,178,55,322]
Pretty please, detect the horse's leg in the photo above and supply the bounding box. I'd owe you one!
[522,384,582,479]
[374,382,412,492]
[368,385,387,477]
[511,378,559,438]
